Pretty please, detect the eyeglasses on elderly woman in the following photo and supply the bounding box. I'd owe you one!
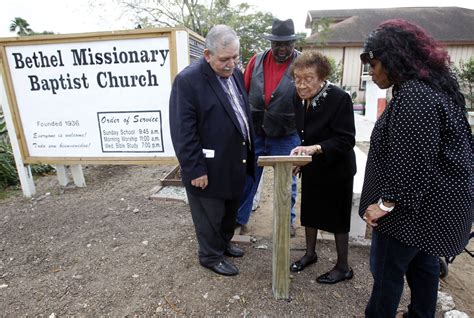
[292,76,317,87]
[360,48,385,64]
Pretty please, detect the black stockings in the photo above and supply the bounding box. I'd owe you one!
[300,227,318,264]
[334,232,350,272]
[302,227,350,271]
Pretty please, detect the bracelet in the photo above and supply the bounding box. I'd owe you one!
[313,144,322,154]
[378,198,394,212]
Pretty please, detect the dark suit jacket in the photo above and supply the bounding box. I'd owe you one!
[169,58,255,199]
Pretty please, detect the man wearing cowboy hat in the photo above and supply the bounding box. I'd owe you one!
[236,18,302,237]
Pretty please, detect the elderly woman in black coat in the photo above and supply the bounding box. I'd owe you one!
[289,50,356,284]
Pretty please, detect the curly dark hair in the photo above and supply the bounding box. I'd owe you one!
[362,19,465,107]
[290,50,332,81]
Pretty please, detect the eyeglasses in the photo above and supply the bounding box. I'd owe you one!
[292,76,315,87]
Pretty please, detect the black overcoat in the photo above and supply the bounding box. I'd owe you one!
[295,83,356,232]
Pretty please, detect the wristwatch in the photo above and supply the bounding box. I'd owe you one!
[378,198,394,212]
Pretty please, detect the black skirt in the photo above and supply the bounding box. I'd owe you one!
[300,177,353,233]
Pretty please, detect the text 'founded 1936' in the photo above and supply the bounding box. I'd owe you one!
[97,111,164,153]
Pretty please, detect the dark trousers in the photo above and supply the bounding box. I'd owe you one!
[186,190,239,267]
[365,229,440,318]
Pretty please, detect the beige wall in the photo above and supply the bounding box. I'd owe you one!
[447,45,474,66]
[308,47,343,63]
[341,47,365,101]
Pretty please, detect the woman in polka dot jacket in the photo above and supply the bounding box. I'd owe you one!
[359,19,473,318]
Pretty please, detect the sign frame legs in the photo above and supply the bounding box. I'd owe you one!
[54,164,86,187]
[0,68,35,197]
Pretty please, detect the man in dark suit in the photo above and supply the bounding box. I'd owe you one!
[169,25,255,276]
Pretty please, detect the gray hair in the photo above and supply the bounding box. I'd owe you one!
[205,25,239,54]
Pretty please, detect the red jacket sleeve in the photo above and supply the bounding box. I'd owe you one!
[243,55,257,93]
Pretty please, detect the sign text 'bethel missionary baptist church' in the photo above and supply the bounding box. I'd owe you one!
[11,47,170,94]
[0,33,185,161]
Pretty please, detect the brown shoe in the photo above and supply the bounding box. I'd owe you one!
[290,224,296,237]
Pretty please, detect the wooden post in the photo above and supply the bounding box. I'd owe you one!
[258,155,311,299]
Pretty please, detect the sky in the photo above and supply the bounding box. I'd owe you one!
[1,0,473,38]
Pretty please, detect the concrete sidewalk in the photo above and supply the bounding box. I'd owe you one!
[355,114,375,142]
[349,114,374,242]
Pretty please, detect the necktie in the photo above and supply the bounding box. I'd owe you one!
[225,79,251,144]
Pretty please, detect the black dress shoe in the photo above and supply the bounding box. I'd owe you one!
[316,267,353,284]
[225,244,245,257]
[205,259,239,276]
[290,254,318,272]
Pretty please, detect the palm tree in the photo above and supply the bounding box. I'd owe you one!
[9,17,33,36]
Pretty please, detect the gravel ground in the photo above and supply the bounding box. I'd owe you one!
[0,160,471,316]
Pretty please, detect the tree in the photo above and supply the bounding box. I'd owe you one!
[9,17,33,36]
[117,0,214,36]
[9,17,54,36]
[311,17,333,47]
[230,5,274,65]
[454,57,474,111]
[328,57,343,85]
[31,30,55,36]
[111,0,277,65]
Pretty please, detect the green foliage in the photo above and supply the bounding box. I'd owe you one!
[1,106,12,189]
[9,17,54,36]
[117,0,276,65]
[30,163,55,176]
[312,17,333,47]
[295,32,307,51]
[9,17,32,36]
[30,31,55,36]
[231,8,274,65]
[0,112,7,141]
[0,140,17,189]
[454,57,474,110]
[328,57,343,85]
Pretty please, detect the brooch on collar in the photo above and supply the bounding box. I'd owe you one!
[310,82,331,110]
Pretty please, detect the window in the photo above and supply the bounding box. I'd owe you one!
[359,63,370,90]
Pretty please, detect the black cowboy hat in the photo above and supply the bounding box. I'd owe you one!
[264,18,301,41]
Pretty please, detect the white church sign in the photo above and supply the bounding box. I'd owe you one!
[0,28,204,165]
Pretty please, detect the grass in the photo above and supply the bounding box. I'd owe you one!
[0,186,17,200]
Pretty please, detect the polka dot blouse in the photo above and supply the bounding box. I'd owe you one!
[359,79,473,257]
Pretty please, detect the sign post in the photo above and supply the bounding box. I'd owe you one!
[258,155,311,299]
